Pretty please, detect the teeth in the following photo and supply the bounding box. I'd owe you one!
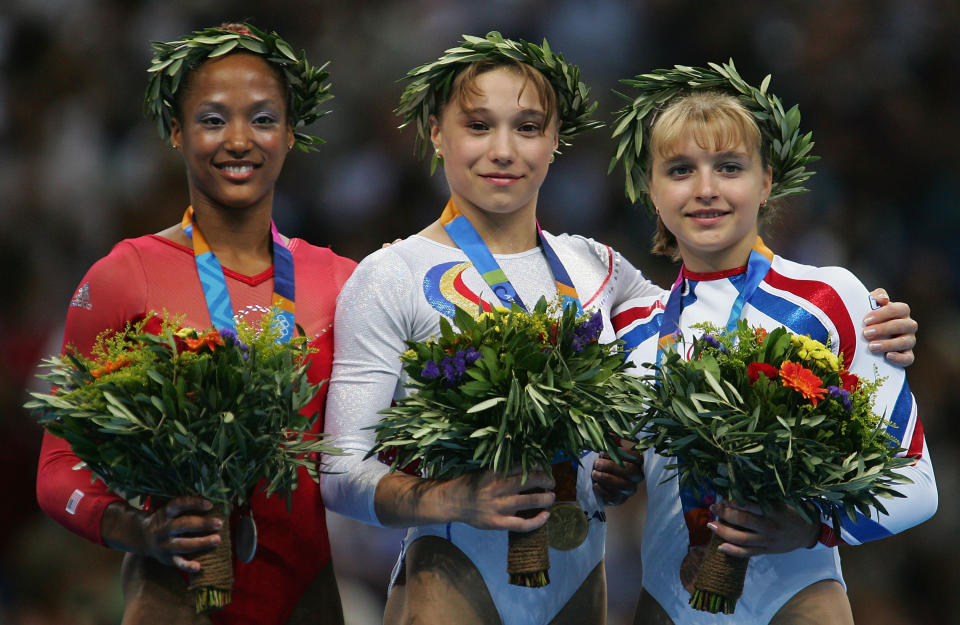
[222,165,253,174]
[695,212,725,218]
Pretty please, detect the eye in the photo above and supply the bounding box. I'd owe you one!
[666,164,693,177]
[518,122,541,134]
[718,162,744,175]
[466,121,489,132]
[252,113,279,126]
[199,114,225,127]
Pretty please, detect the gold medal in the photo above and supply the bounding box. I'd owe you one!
[679,546,707,593]
[546,502,588,551]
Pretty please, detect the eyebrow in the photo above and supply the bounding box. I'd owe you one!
[660,149,752,165]
[193,99,283,113]
[459,106,547,120]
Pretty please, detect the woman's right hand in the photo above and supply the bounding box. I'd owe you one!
[140,496,224,572]
[102,496,223,573]
[441,469,556,532]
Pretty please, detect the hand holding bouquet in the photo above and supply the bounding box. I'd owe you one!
[368,299,647,587]
[26,311,340,612]
[636,321,913,614]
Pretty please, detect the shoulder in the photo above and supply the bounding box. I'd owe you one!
[289,238,358,286]
[543,231,616,266]
[766,255,870,309]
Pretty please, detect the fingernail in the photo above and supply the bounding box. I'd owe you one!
[864,315,875,325]
[863,328,877,339]
[707,522,718,532]
[717,544,730,555]
[213,519,223,529]
[869,342,882,352]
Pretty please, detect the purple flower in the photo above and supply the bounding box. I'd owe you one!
[701,334,722,351]
[218,327,249,360]
[827,385,852,412]
[571,311,604,352]
[463,347,481,365]
[421,360,440,379]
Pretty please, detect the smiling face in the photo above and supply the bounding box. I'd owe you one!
[429,65,558,222]
[169,53,293,215]
[647,92,772,272]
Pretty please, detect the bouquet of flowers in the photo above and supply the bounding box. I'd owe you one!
[368,299,647,587]
[26,311,339,613]
[635,321,913,614]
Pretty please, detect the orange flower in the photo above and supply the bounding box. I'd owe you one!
[755,327,768,344]
[91,355,130,379]
[185,329,224,352]
[779,361,827,406]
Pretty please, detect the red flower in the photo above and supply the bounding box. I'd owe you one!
[780,361,827,406]
[141,315,164,336]
[841,372,860,393]
[184,329,224,352]
[747,362,779,384]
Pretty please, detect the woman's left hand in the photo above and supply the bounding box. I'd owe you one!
[865,288,917,366]
[592,437,644,506]
[707,500,819,558]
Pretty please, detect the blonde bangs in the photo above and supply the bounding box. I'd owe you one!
[650,91,763,164]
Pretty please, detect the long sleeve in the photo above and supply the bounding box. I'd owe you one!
[792,265,937,545]
[36,242,147,544]
[321,248,434,526]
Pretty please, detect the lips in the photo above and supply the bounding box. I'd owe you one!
[216,160,260,182]
[686,209,731,225]
[480,172,522,186]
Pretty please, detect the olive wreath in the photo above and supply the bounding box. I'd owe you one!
[608,59,819,212]
[396,31,603,172]
[145,23,333,152]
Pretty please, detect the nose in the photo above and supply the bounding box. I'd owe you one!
[224,121,253,154]
[488,127,515,164]
[695,170,719,202]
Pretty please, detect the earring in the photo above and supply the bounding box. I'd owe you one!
[434,147,443,159]
[549,154,555,164]
[760,200,768,209]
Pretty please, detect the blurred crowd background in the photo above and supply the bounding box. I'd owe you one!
[1,1,957,623]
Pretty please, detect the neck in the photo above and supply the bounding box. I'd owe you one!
[188,202,276,275]
[678,233,762,274]
[445,194,539,254]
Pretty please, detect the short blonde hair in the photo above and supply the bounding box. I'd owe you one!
[648,91,770,258]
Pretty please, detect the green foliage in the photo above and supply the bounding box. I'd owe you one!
[26,311,340,511]
[145,23,333,152]
[608,59,820,211]
[368,299,647,482]
[395,31,604,171]
[635,320,913,532]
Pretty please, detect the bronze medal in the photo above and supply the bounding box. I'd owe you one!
[235,512,258,564]
[679,546,707,593]
[546,502,588,551]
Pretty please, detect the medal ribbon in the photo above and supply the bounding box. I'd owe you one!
[180,206,296,342]
[655,237,774,547]
[439,198,582,313]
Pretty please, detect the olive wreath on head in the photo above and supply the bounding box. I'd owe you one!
[395,31,604,173]
[608,59,819,213]
[145,23,333,152]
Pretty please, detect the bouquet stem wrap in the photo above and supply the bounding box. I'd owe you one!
[188,505,234,613]
[689,533,748,614]
[508,494,550,588]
